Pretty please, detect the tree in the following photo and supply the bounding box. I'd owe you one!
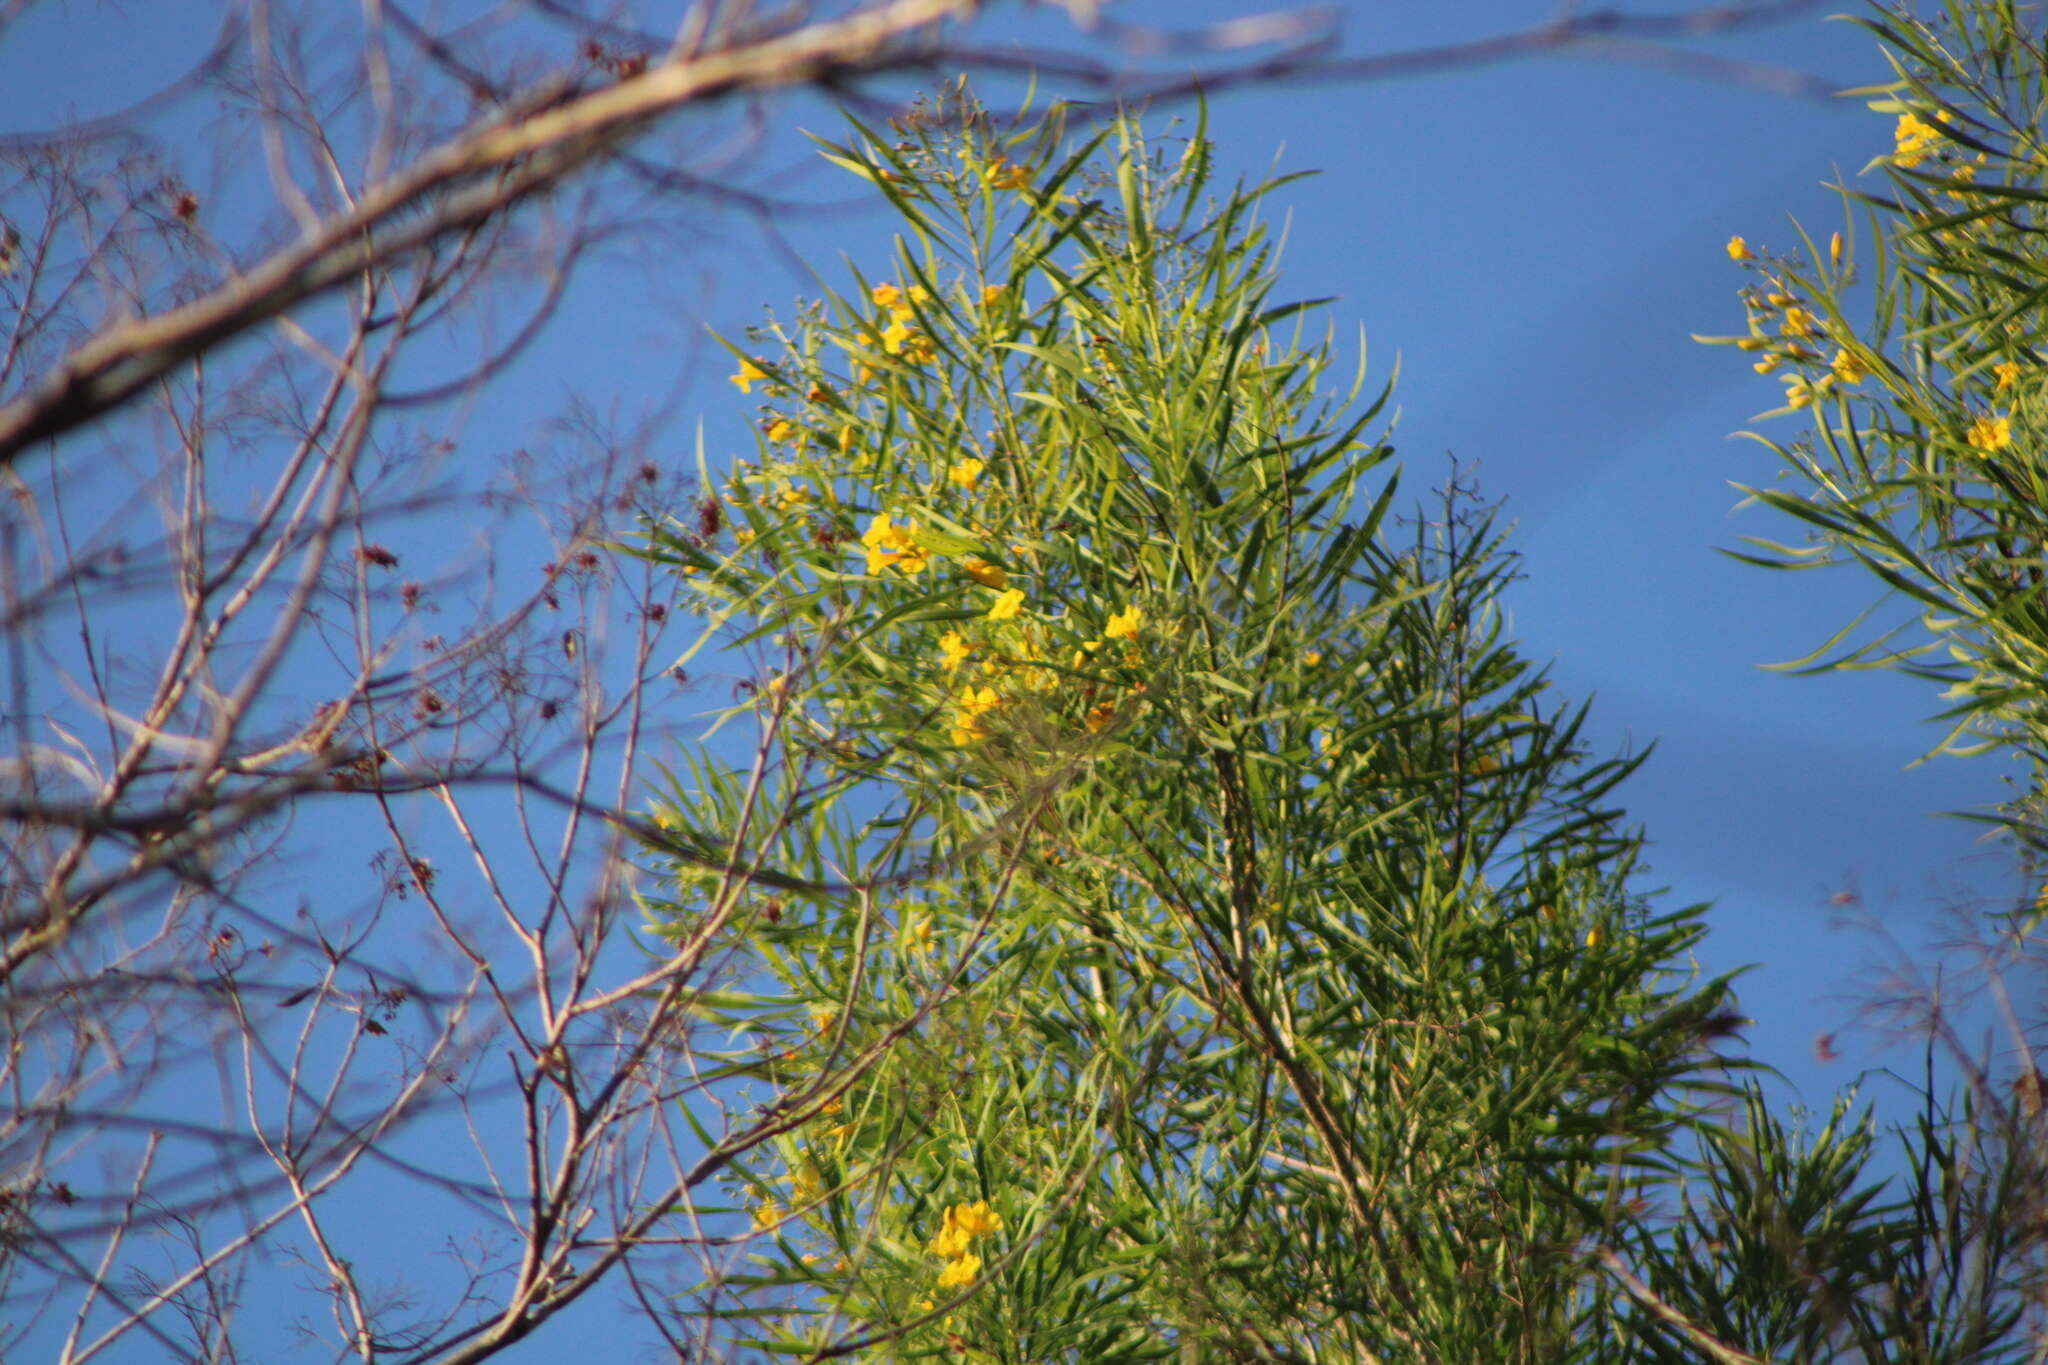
[1679,0,2048,1358]
[0,1,1864,1360]
[635,93,1758,1363]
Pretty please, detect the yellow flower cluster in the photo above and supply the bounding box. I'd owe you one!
[873,282,937,365]
[862,513,930,575]
[1780,306,1818,340]
[1967,413,2014,453]
[1721,265,1866,411]
[734,260,1158,757]
[1894,111,1943,169]
[983,158,1031,192]
[929,1199,1003,1290]
[952,684,1000,745]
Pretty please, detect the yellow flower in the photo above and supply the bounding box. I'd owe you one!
[792,1162,825,1203]
[1584,925,1605,949]
[929,1200,1002,1259]
[1784,376,1818,410]
[871,282,903,311]
[1753,356,1782,376]
[981,283,1005,306]
[1968,413,2014,452]
[1726,235,1753,262]
[1303,650,1323,667]
[986,588,1025,621]
[861,513,928,575]
[985,159,1031,191]
[736,527,758,547]
[951,1200,1002,1238]
[907,916,935,953]
[1830,232,1844,268]
[1894,111,1942,168]
[1996,361,2022,390]
[949,458,985,491]
[881,317,911,355]
[730,357,768,392]
[775,483,810,511]
[935,1252,981,1289]
[1104,604,1141,641]
[962,556,1007,589]
[767,419,797,443]
[952,685,1000,744]
[901,332,937,365]
[1085,702,1117,734]
[1780,307,1818,339]
[754,1199,784,1229]
[1829,350,1867,386]
[940,630,977,671]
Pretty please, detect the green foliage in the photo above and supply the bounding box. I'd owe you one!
[1697,3,2048,1360]
[1620,1082,2035,1365]
[629,88,1752,1362]
[1708,2,2048,873]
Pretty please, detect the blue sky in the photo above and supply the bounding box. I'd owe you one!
[2,0,2017,1356]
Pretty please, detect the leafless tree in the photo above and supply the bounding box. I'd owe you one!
[0,2,1835,1360]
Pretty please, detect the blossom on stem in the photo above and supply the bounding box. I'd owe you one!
[984,159,1031,191]
[1894,111,1942,168]
[935,1252,981,1289]
[962,556,1007,589]
[1968,413,2014,452]
[930,1200,1002,1257]
[862,513,928,575]
[952,686,1000,745]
